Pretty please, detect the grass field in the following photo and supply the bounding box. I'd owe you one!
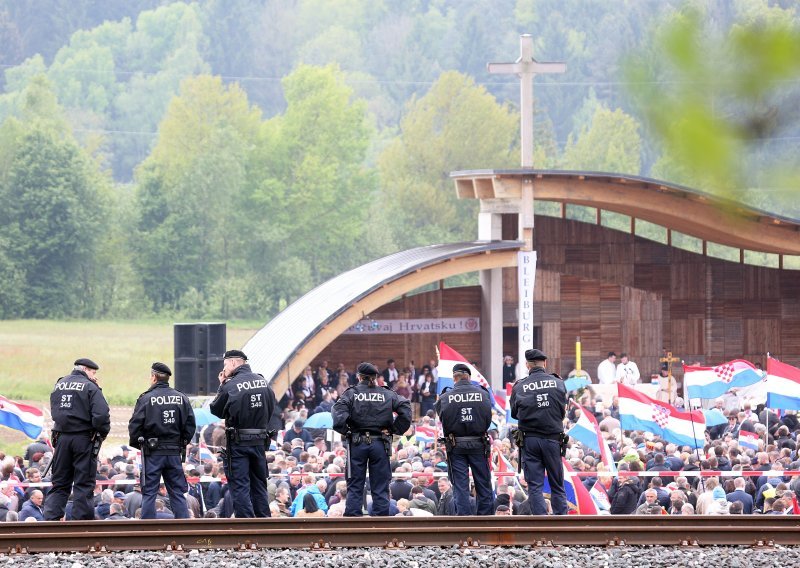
[0,319,262,454]
[0,319,261,404]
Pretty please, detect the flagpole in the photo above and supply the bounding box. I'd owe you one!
[765,352,771,448]
[686,408,706,493]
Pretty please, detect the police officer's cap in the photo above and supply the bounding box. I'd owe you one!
[525,349,547,362]
[151,362,172,376]
[74,357,99,370]
[357,362,379,376]
[452,363,471,376]
[223,349,248,361]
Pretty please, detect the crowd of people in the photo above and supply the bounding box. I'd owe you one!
[1,352,799,521]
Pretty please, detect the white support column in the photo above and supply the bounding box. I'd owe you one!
[479,210,504,391]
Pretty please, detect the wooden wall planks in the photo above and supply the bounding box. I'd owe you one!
[312,215,799,384]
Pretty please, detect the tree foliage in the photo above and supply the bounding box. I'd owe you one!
[562,106,642,173]
[247,64,374,305]
[133,75,261,314]
[377,71,517,250]
[0,79,103,317]
[0,1,798,321]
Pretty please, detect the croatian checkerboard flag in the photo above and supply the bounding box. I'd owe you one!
[765,357,800,411]
[0,395,44,439]
[684,359,762,400]
[436,342,504,413]
[738,429,760,451]
[617,384,706,449]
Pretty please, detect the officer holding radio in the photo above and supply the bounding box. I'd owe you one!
[510,349,568,515]
[129,362,196,519]
[435,363,493,515]
[209,349,277,518]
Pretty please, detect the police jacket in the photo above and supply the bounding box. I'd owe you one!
[510,366,567,438]
[332,381,412,436]
[128,381,196,455]
[209,364,277,437]
[435,379,492,453]
[50,369,111,437]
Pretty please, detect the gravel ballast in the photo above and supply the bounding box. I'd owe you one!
[2,546,798,568]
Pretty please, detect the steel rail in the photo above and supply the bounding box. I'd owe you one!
[1,517,799,553]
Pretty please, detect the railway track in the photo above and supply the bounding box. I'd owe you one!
[1,516,798,554]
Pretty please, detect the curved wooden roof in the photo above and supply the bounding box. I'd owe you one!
[243,241,522,393]
[451,170,800,255]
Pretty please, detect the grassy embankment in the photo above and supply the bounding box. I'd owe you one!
[0,319,261,455]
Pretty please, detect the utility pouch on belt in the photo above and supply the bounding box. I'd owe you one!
[235,428,268,442]
[512,429,525,474]
[91,432,104,459]
[381,434,391,457]
[559,432,569,458]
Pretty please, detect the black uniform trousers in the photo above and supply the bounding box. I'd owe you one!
[43,432,97,521]
[225,444,270,518]
[522,435,567,515]
[345,439,391,516]
[450,452,494,515]
[141,454,189,519]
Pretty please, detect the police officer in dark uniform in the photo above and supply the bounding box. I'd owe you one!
[510,349,568,515]
[332,362,411,516]
[128,362,196,519]
[209,349,277,518]
[44,358,111,521]
[434,363,493,515]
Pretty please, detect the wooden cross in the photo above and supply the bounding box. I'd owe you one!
[659,351,680,404]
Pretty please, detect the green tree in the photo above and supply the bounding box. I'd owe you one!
[377,71,518,251]
[248,64,375,304]
[628,3,800,205]
[0,129,102,317]
[133,75,262,314]
[562,106,642,173]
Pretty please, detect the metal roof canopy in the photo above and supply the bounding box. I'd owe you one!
[244,240,522,393]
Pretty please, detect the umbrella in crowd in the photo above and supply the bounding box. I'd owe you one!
[304,411,333,429]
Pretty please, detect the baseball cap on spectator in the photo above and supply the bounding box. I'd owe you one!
[712,486,726,500]
[113,491,125,499]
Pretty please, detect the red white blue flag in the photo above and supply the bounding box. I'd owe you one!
[0,395,44,439]
[684,359,762,400]
[436,342,504,413]
[765,357,800,411]
[618,384,706,449]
